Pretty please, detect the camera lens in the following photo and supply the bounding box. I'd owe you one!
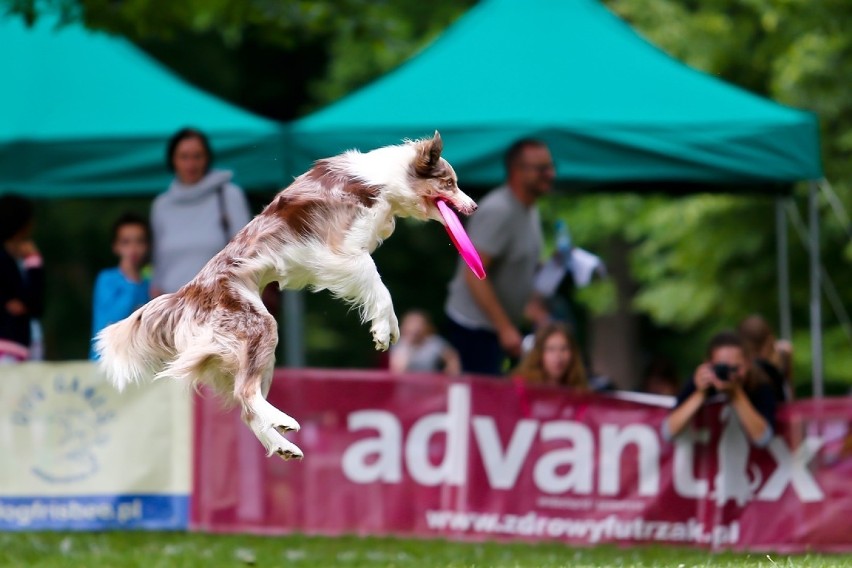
[712,363,731,381]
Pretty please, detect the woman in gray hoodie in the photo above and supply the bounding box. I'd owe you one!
[150,128,251,296]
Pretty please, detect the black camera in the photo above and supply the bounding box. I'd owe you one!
[712,363,735,381]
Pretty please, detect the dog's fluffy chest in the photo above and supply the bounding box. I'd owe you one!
[356,203,396,253]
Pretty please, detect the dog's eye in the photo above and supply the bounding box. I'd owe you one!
[444,179,454,188]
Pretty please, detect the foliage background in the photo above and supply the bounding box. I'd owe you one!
[3,0,850,392]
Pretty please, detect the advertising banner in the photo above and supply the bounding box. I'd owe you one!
[192,369,852,552]
[0,362,192,530]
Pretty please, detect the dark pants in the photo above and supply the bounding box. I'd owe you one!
[445,317,506,377]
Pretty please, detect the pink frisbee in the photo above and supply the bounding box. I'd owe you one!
[436,199,486,280]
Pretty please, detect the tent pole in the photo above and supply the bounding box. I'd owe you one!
[776,198,792,340]
[279,122,306,369]
[283,290,306,368]
[808,181,823,398]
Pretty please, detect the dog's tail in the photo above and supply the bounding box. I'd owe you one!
[95,294,177,392]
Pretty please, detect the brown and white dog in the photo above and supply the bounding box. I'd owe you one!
[95,131,476,460]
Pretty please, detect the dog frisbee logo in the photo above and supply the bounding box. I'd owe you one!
[12,375,115,483]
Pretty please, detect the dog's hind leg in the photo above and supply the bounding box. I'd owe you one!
[256,360,299,436]
[261,361,274,399]
[239,372,303,460]
[234,319,303,460]
[242,389,303,460]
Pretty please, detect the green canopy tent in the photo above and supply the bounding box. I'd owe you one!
[287,0,821,189]
[286,0,826,391]
[0,16,286,197]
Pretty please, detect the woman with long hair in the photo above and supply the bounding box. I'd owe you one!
[513,322,587,391]
[738,314,793,402]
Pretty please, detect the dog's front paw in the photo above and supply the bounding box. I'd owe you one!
[371,311,400,351]
[371,325,391,351]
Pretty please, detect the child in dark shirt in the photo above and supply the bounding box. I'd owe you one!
[0,194,44,363]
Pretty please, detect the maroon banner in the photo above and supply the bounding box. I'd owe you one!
[191,369,852,552]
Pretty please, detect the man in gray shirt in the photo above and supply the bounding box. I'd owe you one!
[444,139,555,375]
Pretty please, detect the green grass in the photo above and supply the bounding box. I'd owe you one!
[1,532,851,568]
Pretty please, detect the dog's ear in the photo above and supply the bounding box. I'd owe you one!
[414,131,443,177]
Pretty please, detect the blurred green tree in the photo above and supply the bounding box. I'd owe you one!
[5,0,850,391]
[4,0,475,119]
[3,0,475,365]
[549,0,852,392]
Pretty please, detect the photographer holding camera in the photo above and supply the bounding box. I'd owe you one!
[663,331,777,448]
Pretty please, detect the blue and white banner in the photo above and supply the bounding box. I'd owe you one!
[0,362,191,530]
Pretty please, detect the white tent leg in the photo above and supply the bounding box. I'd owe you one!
[776,198,792,341]
[808,181,823,398]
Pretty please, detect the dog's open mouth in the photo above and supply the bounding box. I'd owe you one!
[435,199,486,280]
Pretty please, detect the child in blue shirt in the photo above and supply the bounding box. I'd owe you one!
[90,213,151,359]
